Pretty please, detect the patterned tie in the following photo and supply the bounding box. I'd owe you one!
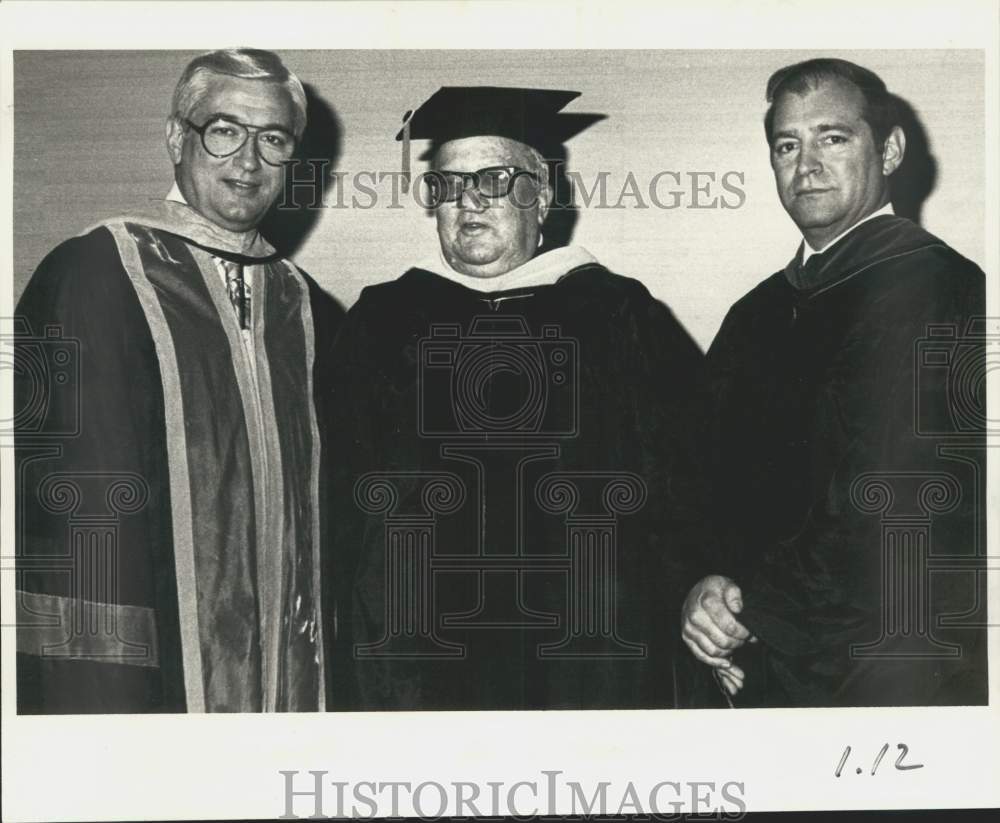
[222,259,251,330]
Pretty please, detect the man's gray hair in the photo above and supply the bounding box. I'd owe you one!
[172,48,307,137]
[525,145,550,190]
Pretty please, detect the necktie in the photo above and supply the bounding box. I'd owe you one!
[796,250,827,290]
[222,259,251,330]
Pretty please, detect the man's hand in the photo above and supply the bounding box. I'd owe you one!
[715,665,745,697]
[681,574,755,676]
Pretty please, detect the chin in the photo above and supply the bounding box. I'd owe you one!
[453,244,501,264]
[791,205,840,229]
[455,256,502,272]
[221,208,266,231]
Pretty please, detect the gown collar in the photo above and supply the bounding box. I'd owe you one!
[783,214,944,295]
[416,245,598,293]
[88,184,277,260]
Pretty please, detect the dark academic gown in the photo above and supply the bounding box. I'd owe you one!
[15,200,341,713]
[324,258,710,710]
[707,215,988,707]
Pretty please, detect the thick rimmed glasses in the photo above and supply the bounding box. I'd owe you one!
[183,116,297,166]
[424,165,540,208]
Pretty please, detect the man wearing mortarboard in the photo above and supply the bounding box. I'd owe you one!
[323,86,712,710]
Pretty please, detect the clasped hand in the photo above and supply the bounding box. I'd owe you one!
[681,574,756,696]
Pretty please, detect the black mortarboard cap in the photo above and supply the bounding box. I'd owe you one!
[395,86,603,190]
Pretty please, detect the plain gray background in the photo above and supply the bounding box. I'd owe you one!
[13,49,985,351]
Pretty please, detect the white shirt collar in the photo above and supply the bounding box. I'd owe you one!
[801,202,895,264]
[166,182,187,204]
[419,245,598,293]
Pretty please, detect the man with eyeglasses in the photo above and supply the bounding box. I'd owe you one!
[15,49,337,713]
[323,86,711,710]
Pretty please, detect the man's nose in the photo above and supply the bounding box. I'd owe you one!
[234,135,262,171]
[796,142,822,177]
[456,185,487,211]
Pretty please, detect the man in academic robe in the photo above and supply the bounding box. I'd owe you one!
[15,49,340,713]
[324,86,710,710]
[680,58,987,707]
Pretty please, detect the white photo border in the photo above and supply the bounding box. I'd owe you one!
[1,1,997,821]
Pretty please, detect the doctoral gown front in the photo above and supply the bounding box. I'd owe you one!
[15,201,339,713]
[707,215,988,707]
[324,259,710,710]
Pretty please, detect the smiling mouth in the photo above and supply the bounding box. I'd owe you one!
[224,179,261,193]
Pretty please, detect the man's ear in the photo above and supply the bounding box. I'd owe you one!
[536,181,554,226]
[166,116,185,166]
[882,125,906,177]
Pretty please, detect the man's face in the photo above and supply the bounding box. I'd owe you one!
[770,77,900,249]
[433,136,551,278]
[167,75,296,232]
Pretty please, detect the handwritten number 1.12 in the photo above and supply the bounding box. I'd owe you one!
[835,744,924,777]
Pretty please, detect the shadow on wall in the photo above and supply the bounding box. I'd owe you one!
[539,144,579,253]
[889,93,937,226]
[541,112,606,251]
[261,83,343,260]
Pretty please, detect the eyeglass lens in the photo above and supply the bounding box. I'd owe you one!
[427,167,532,205]
[200,118,295,164]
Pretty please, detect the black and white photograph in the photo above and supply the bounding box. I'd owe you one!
[1,1,997,821]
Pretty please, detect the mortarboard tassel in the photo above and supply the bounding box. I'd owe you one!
[401,109,412,194]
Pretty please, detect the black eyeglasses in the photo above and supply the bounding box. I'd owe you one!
[183,116,297,166]
[423,165,540,207]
